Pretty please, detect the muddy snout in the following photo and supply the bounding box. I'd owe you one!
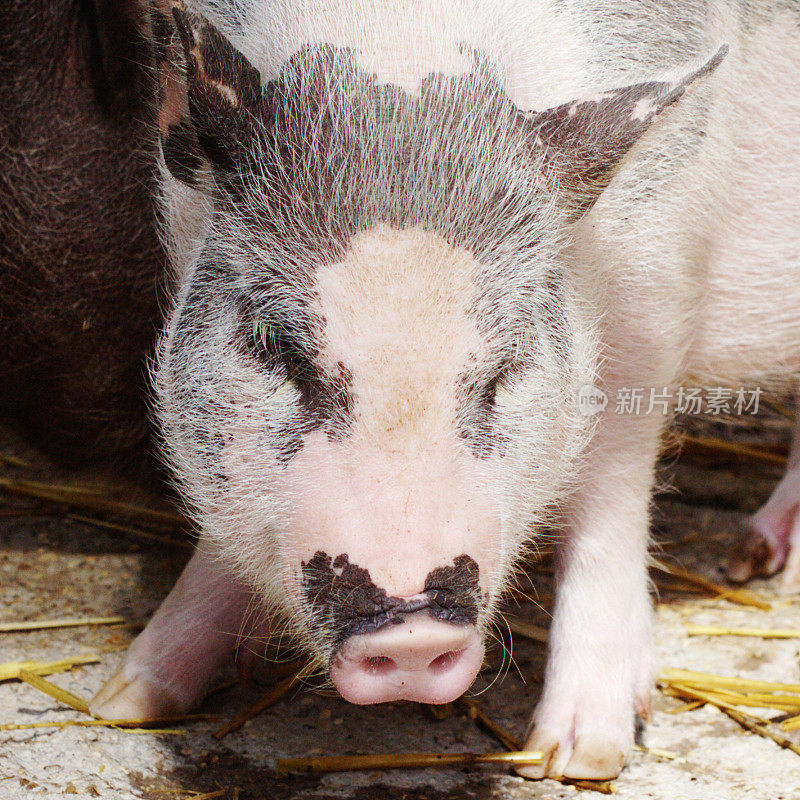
[330,610,484,704]
[302,551,485,704]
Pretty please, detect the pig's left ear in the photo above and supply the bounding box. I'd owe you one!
[526,45,728,218]
[152,2,263,188]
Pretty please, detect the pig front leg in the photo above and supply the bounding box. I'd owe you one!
[727,400,800,592]
[91,544,263,719]
[517,411,660,780]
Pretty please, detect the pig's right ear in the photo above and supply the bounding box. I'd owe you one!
[151,1,263,188]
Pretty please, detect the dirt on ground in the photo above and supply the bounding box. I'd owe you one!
[2,411,800,800]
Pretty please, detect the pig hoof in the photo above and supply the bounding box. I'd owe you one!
[565,736,625,779]
[515,728,625,780]
[90,669,184,720]
[779,540,800,594]
[725,518,785,584]
[726,459,800,589]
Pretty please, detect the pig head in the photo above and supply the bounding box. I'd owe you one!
[126,6,723,707]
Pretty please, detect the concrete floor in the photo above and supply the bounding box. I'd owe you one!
[2,415,800,800]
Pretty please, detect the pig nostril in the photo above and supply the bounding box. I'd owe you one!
[361,656,396,675]
[428,650,461,674]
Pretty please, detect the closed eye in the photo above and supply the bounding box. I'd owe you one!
[248,318,318,383]
[483,358,516,406]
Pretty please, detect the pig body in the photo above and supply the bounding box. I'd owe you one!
[3,0,799,782]
[0,0,165,487]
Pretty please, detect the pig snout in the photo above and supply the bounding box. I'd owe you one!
[330,611,484,704]
[302,551,486,704]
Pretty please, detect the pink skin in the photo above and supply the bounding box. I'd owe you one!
[92,440,497,716]
[330,612,484,705]
[727,401,800,593]
[282,430,501,600]
[90,546,262,719]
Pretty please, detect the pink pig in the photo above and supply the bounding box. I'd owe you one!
[7,0,793,782]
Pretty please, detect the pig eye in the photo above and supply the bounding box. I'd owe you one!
[482,373,502,407]
[466,363,511,414]
[247,319,320,387]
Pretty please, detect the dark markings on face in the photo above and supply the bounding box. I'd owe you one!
[163,11,723,230]
[301,551,481,649]
[456,367,506,459]
[160,14,723,472]
[238,299,355,450]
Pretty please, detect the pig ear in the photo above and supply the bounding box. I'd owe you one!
[526,45,728,217]
[151,2,263,187]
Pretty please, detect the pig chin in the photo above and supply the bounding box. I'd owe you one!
[278,431,501,704]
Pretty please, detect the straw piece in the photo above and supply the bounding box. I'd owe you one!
[661,668,800,695]
[724,706,800,758]
[455,697,613,794]
[660,680,766,718]
[0,719,187,734]
[664,700,705,713]
[659,674,800,760]
[0,452,33,468]
[68,514,194,551]
[457,696,522,751]
[186,791,227,800]
[505,617,549,644]
[276,749,544,774]
[0,476,188,527]
[0,655,99,682]
[96,713,215,728]
[0,616,125,633]
[732,693,800,711]
[781,715,800,732]
[677,433,788,466]
[651,559,772,610]
[213,672,302,738]
[18,669,91,714]
[663,684,800,713]
[565,780,616,795]
[427,703,452,720]
[634,745,678,760]
[686,625,800,639]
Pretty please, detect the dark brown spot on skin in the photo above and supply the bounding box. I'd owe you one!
[238,300,355,449]
[301,552,481,648]
[456,367,506,458]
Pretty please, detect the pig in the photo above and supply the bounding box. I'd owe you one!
[3,0,800,784]
[0,0,165,487]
